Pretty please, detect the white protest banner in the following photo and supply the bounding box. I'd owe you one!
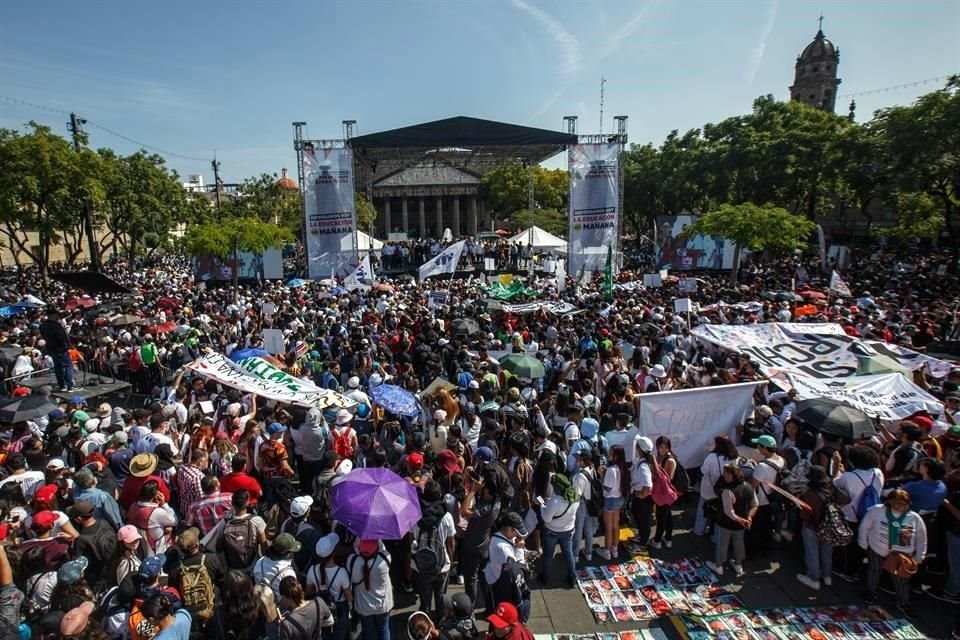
[829,270,852,297]
[568,143,619,275]
[780,372,943,422]
[344,254,374,291]
[679,278,698,293]
[261,302,276,316]
[637,382,764,468]
[261,329,285,355]
[484,257,496,271]
[691,322,952,379]
[659,269,669,280]
[303,146,357,279]
[493,301,577,315]
[643,273,662,288]
[186,353,355,410]
[674,298,693,313]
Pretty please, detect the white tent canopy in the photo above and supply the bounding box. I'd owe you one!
[508,226,568,252]
[357,230,383,252]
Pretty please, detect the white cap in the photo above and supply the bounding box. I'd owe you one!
[336,459,354,476]
[468,380,480,389]
[564,422,581,443]
[434,409,447,422]
[635,435,654,454]
[315,532,339,558]
[438,338,449,346]
[347,376,360,389]
[84,418,101,433]
[649,365,667,378]
[289,495,314,518]
[336,409,353,425]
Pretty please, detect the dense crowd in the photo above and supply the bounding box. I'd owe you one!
[0,241,956,640]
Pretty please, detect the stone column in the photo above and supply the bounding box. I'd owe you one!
[452,196,461,238]
[435,196,444,239]
[383,198,392,238]
[401,197,409,237]
[418,197,426,237]
[469,196,478,236]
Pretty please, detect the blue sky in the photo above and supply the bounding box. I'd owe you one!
[1,0,957,182]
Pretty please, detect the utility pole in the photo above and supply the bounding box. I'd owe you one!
[211,154,222,215]
[67,113,101,271]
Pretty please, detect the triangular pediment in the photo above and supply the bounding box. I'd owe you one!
[375,162,481,187]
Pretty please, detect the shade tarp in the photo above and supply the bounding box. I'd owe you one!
[508,226,568,252]
[357,230,383,252]
[52,271,131,294]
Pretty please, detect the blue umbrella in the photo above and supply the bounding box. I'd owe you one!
[287,278,308,288]
[328,287,348,296]
[0,307,19,318]
[370,384,420,417]
[229,347,273,362]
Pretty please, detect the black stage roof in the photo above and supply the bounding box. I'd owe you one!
[348,116,576,177]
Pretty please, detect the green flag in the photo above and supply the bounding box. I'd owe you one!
[604,246,613,301]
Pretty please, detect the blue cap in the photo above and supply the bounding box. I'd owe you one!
[267,422,287,434]
[139,553,166,579]
[580,417,599,439]
[71,396,86,406]
[476,446,494,462]
[47,409,67,420]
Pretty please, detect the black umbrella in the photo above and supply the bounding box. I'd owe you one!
[449,318,479,336]
[0,395,60,423]
[795,398,877,440]
[52,271,131,294]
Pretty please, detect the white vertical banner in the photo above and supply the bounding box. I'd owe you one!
[637,382,764,468]
[303,146,357,279]
[568,143,619,275]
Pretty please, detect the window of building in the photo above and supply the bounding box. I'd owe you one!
[809,94,816,100]
[826,65,832,71]
[812,66,819,72]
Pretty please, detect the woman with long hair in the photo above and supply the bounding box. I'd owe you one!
[278,575,332,640]
[653,436,678,549]
[598,444,631,560]
[695,435,740,536]
[796,465,837,590]
[211,570,266,640]
[141,592,192,638]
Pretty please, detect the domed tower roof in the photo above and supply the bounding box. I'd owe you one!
[798,29,839,64]
[276,167,298,191]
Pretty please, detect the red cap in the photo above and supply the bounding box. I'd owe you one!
[488,602,519,629]
[358,539,379,557]
[406,452,424,470]
[600,328,609,337]
[909,415,934,431]
[12,387,30,397]
[84,452,108,467]
[34,485,58,506]
[32,510,57,529]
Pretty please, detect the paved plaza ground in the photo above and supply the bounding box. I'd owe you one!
[388,498,952,639]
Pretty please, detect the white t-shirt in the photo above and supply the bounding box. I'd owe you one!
[605,427,640,462]
[410,512,455,573]
[252,556,297,599]
[699,453,730,500]
[541,495,577,533]
[630,459,653,493]
[483,532,522,585]
[25,571,57,610]
[0,471,45,499]
[307,564,350,603]
[752,456,784,507]
[572,467,594,501]
[602,466,623,499]
[834,468,884,523]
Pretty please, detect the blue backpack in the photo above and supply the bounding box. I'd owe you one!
[855,472,881,520]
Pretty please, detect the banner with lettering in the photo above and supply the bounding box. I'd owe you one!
[779,372,943,422]
[636,382,765,468]
[691,323,952,379]
[186,353,355,409]
[303,147,357,279]
[568,143,619,275]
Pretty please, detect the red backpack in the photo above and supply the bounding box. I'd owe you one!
[332,427,354,459]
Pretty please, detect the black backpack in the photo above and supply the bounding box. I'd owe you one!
[580,467,604,518]
[412,523,445,578]
[668,455,691,494]
[219,516,259,569]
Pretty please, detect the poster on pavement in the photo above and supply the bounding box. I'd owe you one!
[568,143,619,275]
[303,146,357,279]
[779,372,943,422]
[691,323,952,379]
[636,382,765,468]
[186,353,355,410]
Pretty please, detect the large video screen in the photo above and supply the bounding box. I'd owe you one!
[654,214,736,270]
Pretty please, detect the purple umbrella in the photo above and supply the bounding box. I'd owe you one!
[330,467,422,540]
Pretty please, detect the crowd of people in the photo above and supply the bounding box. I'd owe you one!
[0,241,956,639]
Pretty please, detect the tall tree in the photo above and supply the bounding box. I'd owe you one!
[480,161,568,222]
[681,203,815,282]
[875,76,960,269]
[182,217,290,299]
[355,192,377,234]
[0,123,87,282]
[236,173,302,231]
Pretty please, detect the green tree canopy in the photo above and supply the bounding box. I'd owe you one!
[681,203,815,281]
[480,161,568,225]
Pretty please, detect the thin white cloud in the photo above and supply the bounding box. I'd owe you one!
[600,0,664,58]
[745,0,780,83]
[511,0,582,75]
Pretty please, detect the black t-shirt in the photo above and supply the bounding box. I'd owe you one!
[463,497,500,552]
[74,519,118,584]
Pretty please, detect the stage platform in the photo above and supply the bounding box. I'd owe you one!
[19,371,133,403]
